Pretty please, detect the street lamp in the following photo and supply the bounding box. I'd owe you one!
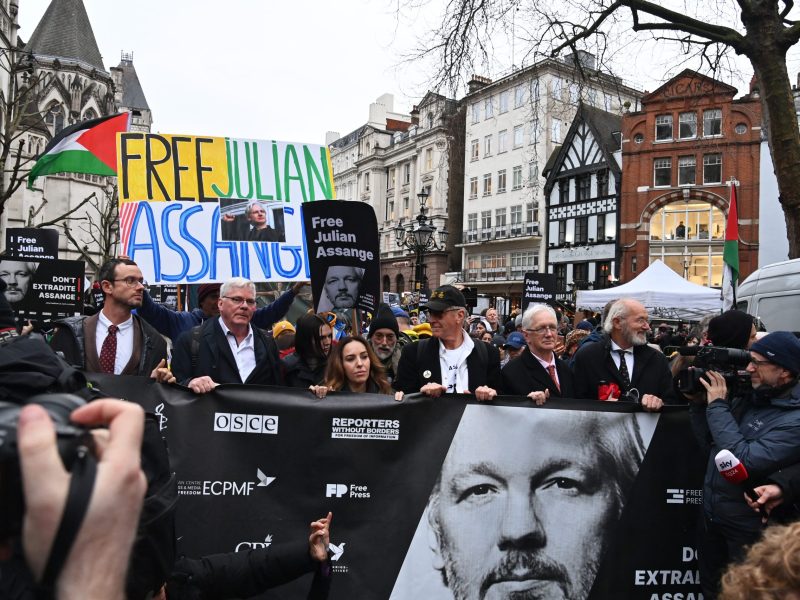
[394,190,448,295]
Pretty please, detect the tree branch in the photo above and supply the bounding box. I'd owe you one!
[34,192,97,228]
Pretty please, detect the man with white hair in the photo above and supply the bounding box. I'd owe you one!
[572,298,675,410]
[501,303,575,403]
[171,277,283,393]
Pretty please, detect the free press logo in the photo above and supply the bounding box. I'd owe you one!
[666,488,702,504]
[214,412,279,434]
[178,468,276,496]
[326,483,370,499]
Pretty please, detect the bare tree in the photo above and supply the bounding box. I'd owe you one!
[412,0,800,258]
[59,185,120,273]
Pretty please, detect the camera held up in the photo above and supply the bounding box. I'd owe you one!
[676,345,752,395]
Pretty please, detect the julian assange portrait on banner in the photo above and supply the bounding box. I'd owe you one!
[316,265,365,313]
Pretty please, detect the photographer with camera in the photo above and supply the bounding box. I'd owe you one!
[689,327,800,599]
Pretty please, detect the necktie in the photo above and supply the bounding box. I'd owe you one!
[546,364,560,393]
[616,349,631,390]
[99,324,119,374]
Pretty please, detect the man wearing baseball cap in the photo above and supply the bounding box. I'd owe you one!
[393,285,501,400]
[694,330,800,597]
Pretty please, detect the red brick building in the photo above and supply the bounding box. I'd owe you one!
[619,70,761,287]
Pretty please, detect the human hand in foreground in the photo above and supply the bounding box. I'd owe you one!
[188,376,218,394]
[309,512,332,562]
[150,359,176,384]
[19,399,147,599]
[527,388,550,406]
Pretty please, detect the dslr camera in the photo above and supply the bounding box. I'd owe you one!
[676,346,752,395]
[0,393,93,540]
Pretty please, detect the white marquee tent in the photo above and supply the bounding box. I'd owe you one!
[575,259,723,320]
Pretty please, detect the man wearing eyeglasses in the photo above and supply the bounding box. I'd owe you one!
[368,303,402,383]
[691,331,800,597]
[501,303,575,403]
[393,285,501,399]
[50,258,168,376]
[171,277,283,393]
[571,298,674,410]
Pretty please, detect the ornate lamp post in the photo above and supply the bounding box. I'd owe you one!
[394,191,448,296]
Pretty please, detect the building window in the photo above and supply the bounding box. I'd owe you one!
[388,168,395,189]
[735,123,747,134]
[679,112,697,139]
[471,102,480,123]
[383,275,391,294]
[388,200,394,219]
[551,119,561,143]
[403,196,409,214]
[655,114,672,141]
[403,163,410,184]
[498,130,508,153]
[484,97,494,119]
[703,109,722,136]
[573,263,589,285]
[575,217,589,243]
[499,91,509,113]
[45,103,65,134]
[396,273,405,293]
[678,156,696,186]
[496,208,507,231]
[597,169,609,196]
[468,212,477,231]
[515,85,526,108]
[483,173,492,196]
[83,108,97,121]
[558,221,567,244]
[587,88,597,106]
[604,94,612,112]
[511,205,522,227]
[527,202,538,223]
[555,264,567,291]
[596,213,606,241]
[425,148,433,171]
[469,177,478,199]
[481,210,492,230]
[513,125,524,148]
[577,175,591,200]
[529,162,538,184]
[531,78,540,101]
[649,200,725,243]
[559,180,570,204]
[569,83,579,104]
[596,261,612,289]
[529,119,539,145]
[552,78,563,100]
[427,113,434,128]
[511,251,535,278]
[512,165,523,189]
[364,172,370,192]
[497,169,507,193]
[703,153,722,184]
[654,158,672,187]
[484,135,492,157]
[471,139,479,161]
[481,253,507,278]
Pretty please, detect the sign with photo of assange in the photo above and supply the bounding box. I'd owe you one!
[97,376,705,600]
[302,200,380,315]
[0,257,84,323]
[116,133,335,283]
[522,272,557,310]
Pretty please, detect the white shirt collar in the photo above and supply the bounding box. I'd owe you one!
[98,310,133,332]
[218,317,253,344]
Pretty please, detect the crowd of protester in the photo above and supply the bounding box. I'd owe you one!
[2,256,800,598]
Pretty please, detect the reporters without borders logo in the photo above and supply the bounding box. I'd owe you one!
[178,468,276,496]
[666,488,703,504]
[214,412,278,434]
[330,417,400,440]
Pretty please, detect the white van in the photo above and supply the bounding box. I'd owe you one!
[736,258,800,332]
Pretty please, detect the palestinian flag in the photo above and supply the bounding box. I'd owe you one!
[27,112,130,189]
[721,182,740,310]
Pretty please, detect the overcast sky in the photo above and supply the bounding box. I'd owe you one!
[18,1,800,145]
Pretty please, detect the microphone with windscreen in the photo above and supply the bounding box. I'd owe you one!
[715,449,767,519]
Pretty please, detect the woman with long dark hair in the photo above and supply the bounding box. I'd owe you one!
[309,336,393,397]
[282,313,332,388]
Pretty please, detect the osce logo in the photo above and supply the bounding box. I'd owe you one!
[214,412,279,434]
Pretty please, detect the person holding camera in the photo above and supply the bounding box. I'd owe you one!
[690,330,800,598]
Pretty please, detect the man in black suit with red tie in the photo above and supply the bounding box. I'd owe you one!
[501,303,575,403]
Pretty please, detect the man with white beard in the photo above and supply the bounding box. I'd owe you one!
[367,304,402,383]
[572,298,675,410]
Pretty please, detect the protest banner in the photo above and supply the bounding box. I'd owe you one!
[522,272,557,310]
[302,200,380,315]
[4,227,59,259]
[97,376,705,600]
[0,257,84,324]
[116,134,335,283]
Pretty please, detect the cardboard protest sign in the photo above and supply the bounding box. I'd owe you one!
[97,376,706,600]
[301,200,380,316]
[522,272,557,310]
[0,257,84,323]
[4,227,59,259]
[116,134,335,283]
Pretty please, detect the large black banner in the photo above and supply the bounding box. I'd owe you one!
[302,201,380,316]
[0,257,84,324]
[94,376,705,600]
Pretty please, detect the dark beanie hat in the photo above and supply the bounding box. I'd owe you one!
[198,283,221,304]
[0,278,18,332]
[369,304,400,338]
[751,331,800,375]
[706,310,753,349]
